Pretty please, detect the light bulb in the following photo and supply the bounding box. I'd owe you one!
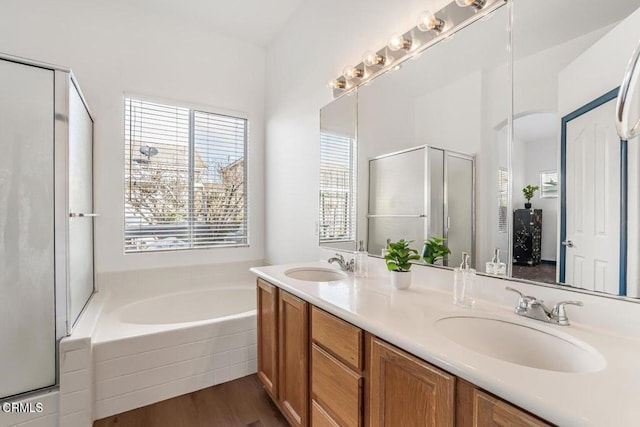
[387,33,411,51]
[417,10,445,32]
[327,79,346,90]
[362,50,386,67]
[342,65,363,81]
[455,0,486,9]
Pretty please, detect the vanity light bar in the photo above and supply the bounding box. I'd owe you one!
[330,0,506,98]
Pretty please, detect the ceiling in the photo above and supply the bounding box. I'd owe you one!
[120,0,306,47]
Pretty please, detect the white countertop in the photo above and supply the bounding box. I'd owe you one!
[251,260,640,427]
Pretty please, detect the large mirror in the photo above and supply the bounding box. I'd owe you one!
[320,0,640,301]
[321,3,510,270]
[512,0,640,297]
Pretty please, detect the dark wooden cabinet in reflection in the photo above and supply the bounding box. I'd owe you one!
[513,209,542,266]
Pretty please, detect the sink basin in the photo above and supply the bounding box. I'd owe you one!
[435,316,606,373]
[284,267,347,282]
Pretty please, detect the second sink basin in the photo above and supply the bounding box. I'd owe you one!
[435,316,606,373]
[284,267,347,282]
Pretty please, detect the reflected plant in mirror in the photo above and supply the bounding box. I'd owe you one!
[422,236,451,265]
[522,185,539,209]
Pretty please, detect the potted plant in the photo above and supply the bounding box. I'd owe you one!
[384,239,420,290]
[421,236,451,265]
[522,185,539,209]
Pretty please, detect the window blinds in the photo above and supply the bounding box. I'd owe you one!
[124,98,248,252]
[498,168,509,233]
[319,132,356,243]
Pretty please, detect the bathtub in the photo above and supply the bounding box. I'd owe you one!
[67,269,259,422]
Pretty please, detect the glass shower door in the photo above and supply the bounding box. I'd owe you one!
[68,78,95,328]
[0,59,56,398]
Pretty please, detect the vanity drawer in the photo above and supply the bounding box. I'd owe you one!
[311,344,363,427]
[311,400,340,427]
[311,306,363,370]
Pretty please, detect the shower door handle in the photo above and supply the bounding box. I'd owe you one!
[616,38,640,140]
[69,212,100,218]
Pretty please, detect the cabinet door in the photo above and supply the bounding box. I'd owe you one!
[257,279,278,399]
[279,290,309,427]
[474,390,551,427]
[368,335,455,427]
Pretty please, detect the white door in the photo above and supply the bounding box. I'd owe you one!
[564,98,620,294]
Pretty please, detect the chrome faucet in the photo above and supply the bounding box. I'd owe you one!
[328,253,355,272]
[505,286,583,326]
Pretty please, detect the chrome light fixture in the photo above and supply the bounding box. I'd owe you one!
[329,0,502,97]
[417,10,445,33]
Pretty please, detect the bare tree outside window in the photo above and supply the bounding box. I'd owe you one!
[124,98,247,252]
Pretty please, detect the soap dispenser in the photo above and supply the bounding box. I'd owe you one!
[485,248,506,276]
[453,252,475,308]
[354,240,369,278]
[492,248,506,276]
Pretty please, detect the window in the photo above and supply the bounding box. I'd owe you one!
[498,167,509,233]
[319,132,356,243]
[124,98,248,252]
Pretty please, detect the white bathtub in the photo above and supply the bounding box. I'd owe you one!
[117,288,256,325]
[84,277,258,421]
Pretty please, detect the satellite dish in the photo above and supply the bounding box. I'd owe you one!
[140,145,159,157]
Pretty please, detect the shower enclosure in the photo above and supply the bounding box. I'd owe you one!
[0,54,95,399]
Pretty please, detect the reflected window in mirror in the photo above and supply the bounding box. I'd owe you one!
[498,168,509,233]
[319,132,356,246]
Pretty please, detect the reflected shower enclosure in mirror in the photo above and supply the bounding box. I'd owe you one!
[320,3,510,271]
[512,0,640,297]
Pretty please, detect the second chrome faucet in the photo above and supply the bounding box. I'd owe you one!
[506,286,583,326]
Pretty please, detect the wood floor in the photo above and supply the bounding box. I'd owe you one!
[93,375,289,427]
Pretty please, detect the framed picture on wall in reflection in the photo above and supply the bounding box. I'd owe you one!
[540,171,558,198]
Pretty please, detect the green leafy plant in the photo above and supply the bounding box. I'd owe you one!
[522,185,539,203]
[384,239,420,272]
[422,236,451,265]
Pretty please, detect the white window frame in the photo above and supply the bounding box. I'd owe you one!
[124,96,249,253]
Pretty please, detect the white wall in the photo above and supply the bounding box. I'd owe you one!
[0,0,266,273]
[265,0,450,264]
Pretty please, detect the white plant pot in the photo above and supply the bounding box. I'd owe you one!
[390,270,412,290]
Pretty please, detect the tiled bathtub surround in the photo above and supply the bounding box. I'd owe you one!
[57,260,261,426]
[93,313,256,419]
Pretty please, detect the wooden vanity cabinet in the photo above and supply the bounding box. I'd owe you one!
[256,279,309,427]
[256,278,553,427]
[367,334,456,427]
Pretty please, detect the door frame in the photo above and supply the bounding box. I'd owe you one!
[559,87,627,295]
